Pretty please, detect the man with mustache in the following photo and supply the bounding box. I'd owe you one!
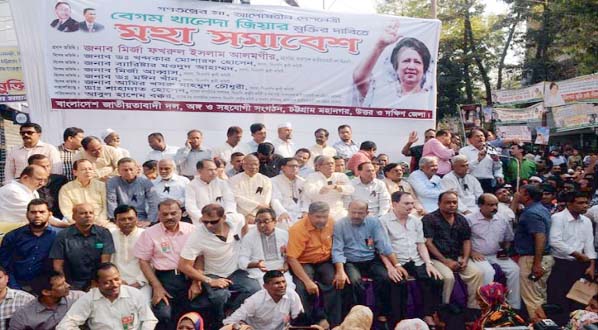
[135,199,195,329]
[110,205,151,301]
[4,122,61,184]
[0,199,57,291]
[466,193,520,310]
[287,201,342,328]
[56,263,157,329]
[50,203,115,291]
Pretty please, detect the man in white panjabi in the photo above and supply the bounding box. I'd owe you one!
[228,154,272,223]
[303,156,354,221]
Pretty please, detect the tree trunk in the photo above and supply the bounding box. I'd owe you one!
[462,14,474,103]
[464,2,493,105]
[497,12,521,90]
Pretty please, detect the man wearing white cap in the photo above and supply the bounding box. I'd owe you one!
[101,128,130,159]
[273,122,295,158]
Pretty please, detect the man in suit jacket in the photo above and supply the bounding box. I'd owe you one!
[50,2,79,32]
[79,8,104,32]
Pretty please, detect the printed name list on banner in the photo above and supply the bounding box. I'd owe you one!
[43,1,441,120]
[0,47,26,102]
[492,103,545,123]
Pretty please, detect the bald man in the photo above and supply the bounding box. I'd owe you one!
[332,200,402,326]
[228,154,272,222]
[50,203,115,290]
[0,165,48,224]
[466,194,520,309]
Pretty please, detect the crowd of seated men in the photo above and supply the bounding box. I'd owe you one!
[0,121,597,330]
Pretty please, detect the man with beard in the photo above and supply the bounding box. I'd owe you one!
[333,125,359,160]
[548,192,596,325]
[9,271,84,329]
[0,199,57,291]
[221,270,304,330]
[50,203,115,291]
[309,128,337,168]
[254,143,283,178]
[273,122,295,158]
[495,184,516,226]
[57,263,157,329]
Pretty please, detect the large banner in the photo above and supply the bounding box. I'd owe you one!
[493,82,544,106]
[544,73,598,106]
[495,125,532,142]
[492,102,544,123]
[0,47,26,102]
[552,103,598,131]
[10,1,440,159]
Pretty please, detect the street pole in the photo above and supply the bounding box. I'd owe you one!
[431,0,437,18]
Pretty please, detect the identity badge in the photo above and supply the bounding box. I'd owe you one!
[121,314,134,330]
[160,241,171,253]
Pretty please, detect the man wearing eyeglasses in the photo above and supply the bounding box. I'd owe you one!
[271,158,305,226]
[440,155,483,215]
[178,204,259,327]
[4,123,62,184]
[238,208,294,289]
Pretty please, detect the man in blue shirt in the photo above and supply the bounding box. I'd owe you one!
[332,200,406,328]
[514,184,554,321]
[0,199,56,292]
[106,157,159,224]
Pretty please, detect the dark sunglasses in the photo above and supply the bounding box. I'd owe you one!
[202,219,220,225]
[20,131,36,136]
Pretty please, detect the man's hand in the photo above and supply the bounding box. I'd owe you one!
[319,186,332,194]
[585,265,595,280]
[444,259,460,272]
[151,285,173,306]
[407,131,419,144]
[387,264,408,283]
[188,280,202,300]
[209,278,233,289]
[137,220,151,228]
[277,213,292,223]
[256,260,268,272]
[531,262,545,279]
[425,263,443,280]
[496,177,505,185]
[332,269,350,290]
[470,251,486,262]
[304,280,319,296]
[572,251,590,263]
[245,214,255,225]
[458,258,469,271]
[477,148,487,161]
[387,266,403,283]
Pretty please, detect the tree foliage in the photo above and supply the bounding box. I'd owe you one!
[378,0,598,121]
